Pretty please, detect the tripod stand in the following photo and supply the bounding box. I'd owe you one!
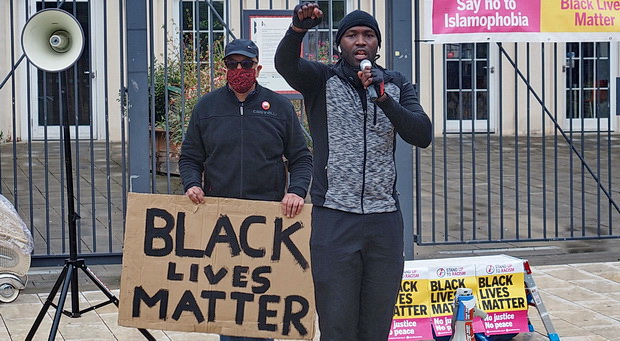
[6,7,155,340]
[24,70,155,341]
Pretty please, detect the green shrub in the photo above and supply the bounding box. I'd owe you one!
[152,35,227,148]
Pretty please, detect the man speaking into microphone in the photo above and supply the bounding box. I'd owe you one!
[275,4,432,340]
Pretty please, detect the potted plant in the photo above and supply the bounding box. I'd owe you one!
[152,35,227,174]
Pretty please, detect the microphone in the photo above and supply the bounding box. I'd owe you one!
[360,59,378,101]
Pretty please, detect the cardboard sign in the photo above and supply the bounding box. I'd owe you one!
[118,193,315,340]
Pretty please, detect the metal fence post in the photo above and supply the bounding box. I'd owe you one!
[386,0,415,259]
[125,0,150,193]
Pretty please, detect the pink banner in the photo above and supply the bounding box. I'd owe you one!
[432,0,541,34]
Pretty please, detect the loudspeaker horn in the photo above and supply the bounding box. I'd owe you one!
[21,8,85,72]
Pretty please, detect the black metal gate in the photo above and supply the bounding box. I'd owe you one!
[415,42,620,246]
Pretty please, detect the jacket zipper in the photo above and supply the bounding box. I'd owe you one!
[360,79,370,214]
[239,103,244,197]
[362,108,368,214]
[373,103,378,125]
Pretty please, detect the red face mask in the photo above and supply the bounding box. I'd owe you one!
[227,68,257,94]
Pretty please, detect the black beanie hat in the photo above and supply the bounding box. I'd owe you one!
[335,10,382,47]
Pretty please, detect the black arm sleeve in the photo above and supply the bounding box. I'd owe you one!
[377,78,432,148]
[275,27,327,94]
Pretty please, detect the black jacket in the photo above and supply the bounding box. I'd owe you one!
[275,27,432,214]
[179,84,312,202]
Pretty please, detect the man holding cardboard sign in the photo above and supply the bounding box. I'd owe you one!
[178,39,312,341]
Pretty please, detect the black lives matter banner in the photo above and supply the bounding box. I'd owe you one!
[118,193,315,340]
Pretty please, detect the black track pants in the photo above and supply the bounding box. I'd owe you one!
[310,206,405,341]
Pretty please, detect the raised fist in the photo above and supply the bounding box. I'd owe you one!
[292,2,323,30]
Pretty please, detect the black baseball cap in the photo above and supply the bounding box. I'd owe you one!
[224,39,259,60]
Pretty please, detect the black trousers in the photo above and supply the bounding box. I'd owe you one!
[310,206,405,341]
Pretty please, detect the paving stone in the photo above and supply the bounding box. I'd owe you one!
[3,261,619,340]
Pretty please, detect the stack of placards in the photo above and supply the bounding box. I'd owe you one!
[389,255,529,340]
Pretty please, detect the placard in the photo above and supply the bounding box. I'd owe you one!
[389,267,433,340]
[118,193,315,340]
[476,260,528,335]
[428,263,479,337]
[389,255,530,340]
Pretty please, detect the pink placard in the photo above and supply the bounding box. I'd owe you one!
[482,310,530,335]
[433,0,541,34]
[389,318,434,340]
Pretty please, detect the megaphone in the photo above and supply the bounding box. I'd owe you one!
[21,8,85,72]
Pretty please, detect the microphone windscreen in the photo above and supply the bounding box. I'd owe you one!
[360,59,372,70]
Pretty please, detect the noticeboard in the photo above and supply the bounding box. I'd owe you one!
[242,10,302,99]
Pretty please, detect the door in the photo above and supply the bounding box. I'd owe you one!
[564,42,615,132]
[29,0,100,139]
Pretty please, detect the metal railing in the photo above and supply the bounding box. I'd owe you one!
[416,42,619,245]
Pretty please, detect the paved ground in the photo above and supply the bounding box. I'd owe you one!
[2,261,619,340]
[1,137,619,340]
[15,238,620,297]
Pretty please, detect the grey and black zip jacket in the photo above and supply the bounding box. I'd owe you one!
[179,84,312,202]
[275,27,432,214]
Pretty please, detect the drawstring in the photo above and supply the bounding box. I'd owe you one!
[373,102,377,125]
